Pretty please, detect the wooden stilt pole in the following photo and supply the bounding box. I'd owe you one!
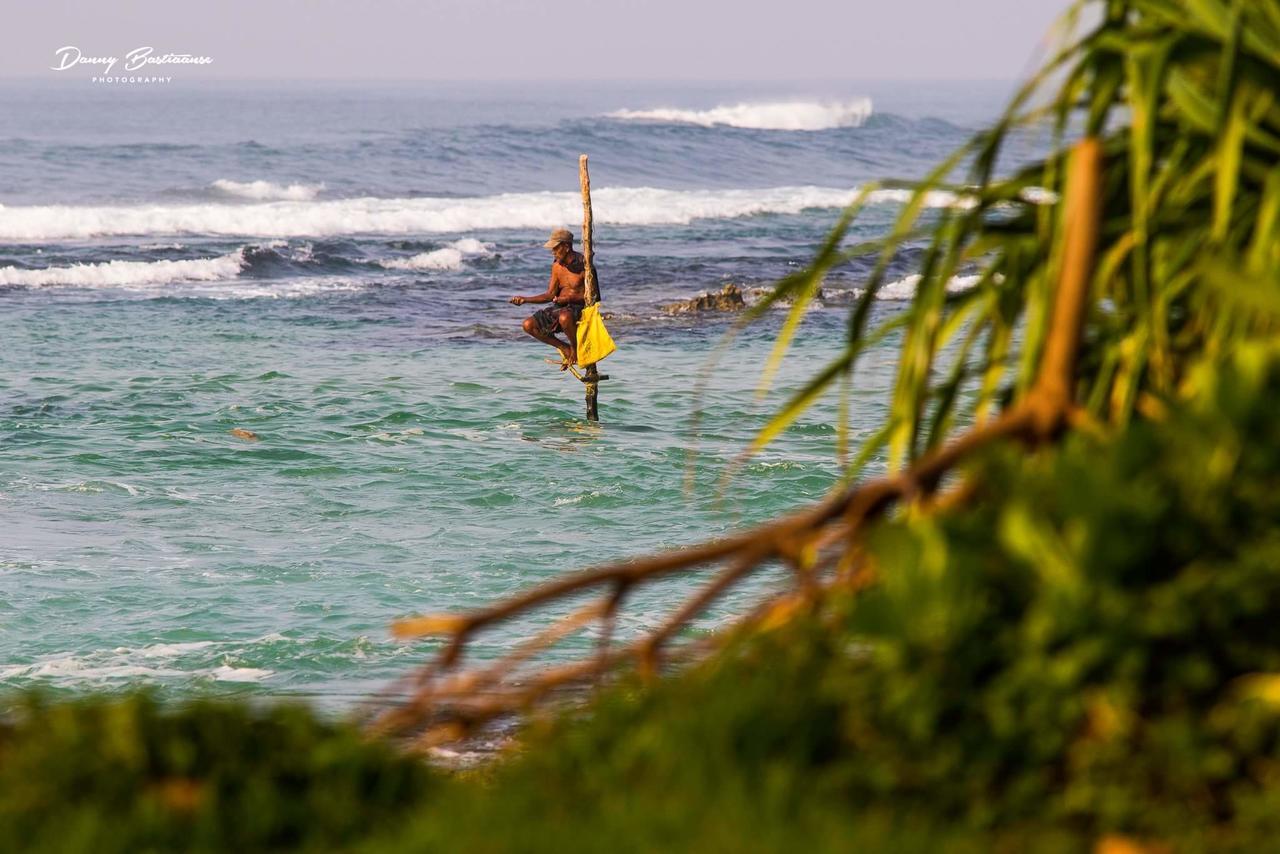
[579,155,600,422]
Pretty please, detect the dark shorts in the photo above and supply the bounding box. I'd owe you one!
[531,302,584,336]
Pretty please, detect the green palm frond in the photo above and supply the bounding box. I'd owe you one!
[746,0,1280,474]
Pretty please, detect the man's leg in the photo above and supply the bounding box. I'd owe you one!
[556,309,578,365]
[522,316,573,364]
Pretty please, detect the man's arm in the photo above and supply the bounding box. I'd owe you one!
[510,269,560,305]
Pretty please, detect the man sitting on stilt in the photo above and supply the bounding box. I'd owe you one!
[510,227,587,369]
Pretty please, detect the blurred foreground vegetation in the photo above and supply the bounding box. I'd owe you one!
[7,348,1280,851]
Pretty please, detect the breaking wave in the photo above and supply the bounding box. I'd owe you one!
[211,179,324,201]
[380,237,493,271]
[0,184,963,241]
[606,99,874,131]
[0,249,247,287]
[871,273,985,301]
[0,639,274,686]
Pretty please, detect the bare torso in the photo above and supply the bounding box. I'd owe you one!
[550,250,587,304]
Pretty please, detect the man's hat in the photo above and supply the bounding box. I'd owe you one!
[543,227,574,249]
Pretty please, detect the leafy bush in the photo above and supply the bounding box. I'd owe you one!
[366,348,1280,852]
[831,347,1280,839]
[0,694,435,852]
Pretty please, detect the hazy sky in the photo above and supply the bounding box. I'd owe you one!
[6,0,1074,81]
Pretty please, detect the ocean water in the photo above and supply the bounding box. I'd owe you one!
[0,79,1035,705]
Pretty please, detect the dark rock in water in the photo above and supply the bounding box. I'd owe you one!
[747,285,826,305]
[662,284,747,315]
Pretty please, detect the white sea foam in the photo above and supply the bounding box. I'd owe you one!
[212,178,323,201]
[872,273,986,301]
[0,658,186,681]
[607,98,874,131]
[0,658,272,683]
[873,186,1060,211]
[380,237,493,271]
[125,641,218,658]
[208,664,274,682]
[0,185,963,241]
[0,249,246,287]
[1020,186,1060,205]
[863,188,975,210]
[0,640,275,686]
[170,276,366,300]
[29,478,143,495]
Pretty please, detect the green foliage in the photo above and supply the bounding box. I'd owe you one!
[365,346,1280,852]
[0,694,436,852]
[832,344,1280,839]
[751,0,1280,475]
[364,622,994,854]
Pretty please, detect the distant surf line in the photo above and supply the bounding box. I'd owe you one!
[0,184,969,241]
[605,98,874,131]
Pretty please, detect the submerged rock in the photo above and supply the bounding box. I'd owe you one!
[747,285,827,305]
[662,283,747,315]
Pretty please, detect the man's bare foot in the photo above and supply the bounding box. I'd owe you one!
[557,346,573,370]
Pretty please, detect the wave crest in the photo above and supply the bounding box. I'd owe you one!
[212,179,323,201]
[380,238,493,271]
[871,273,985,301]
[0,250,246,287]
[0,185,965,241]
[606,98,873,131]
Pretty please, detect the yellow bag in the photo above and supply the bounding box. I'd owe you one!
[576,303,617,366]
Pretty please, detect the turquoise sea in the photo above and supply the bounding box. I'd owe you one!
[0,79,1033,705]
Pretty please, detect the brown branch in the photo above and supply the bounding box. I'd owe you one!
[1030,136,1102,433]
[639,546,772,673]
[390,497,846,649]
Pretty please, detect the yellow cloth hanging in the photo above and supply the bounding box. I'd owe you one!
[575,303,617,366]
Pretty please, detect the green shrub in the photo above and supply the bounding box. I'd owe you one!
[367,348,1280,852]
[830,348,1280,840]
[0,694,435,852]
